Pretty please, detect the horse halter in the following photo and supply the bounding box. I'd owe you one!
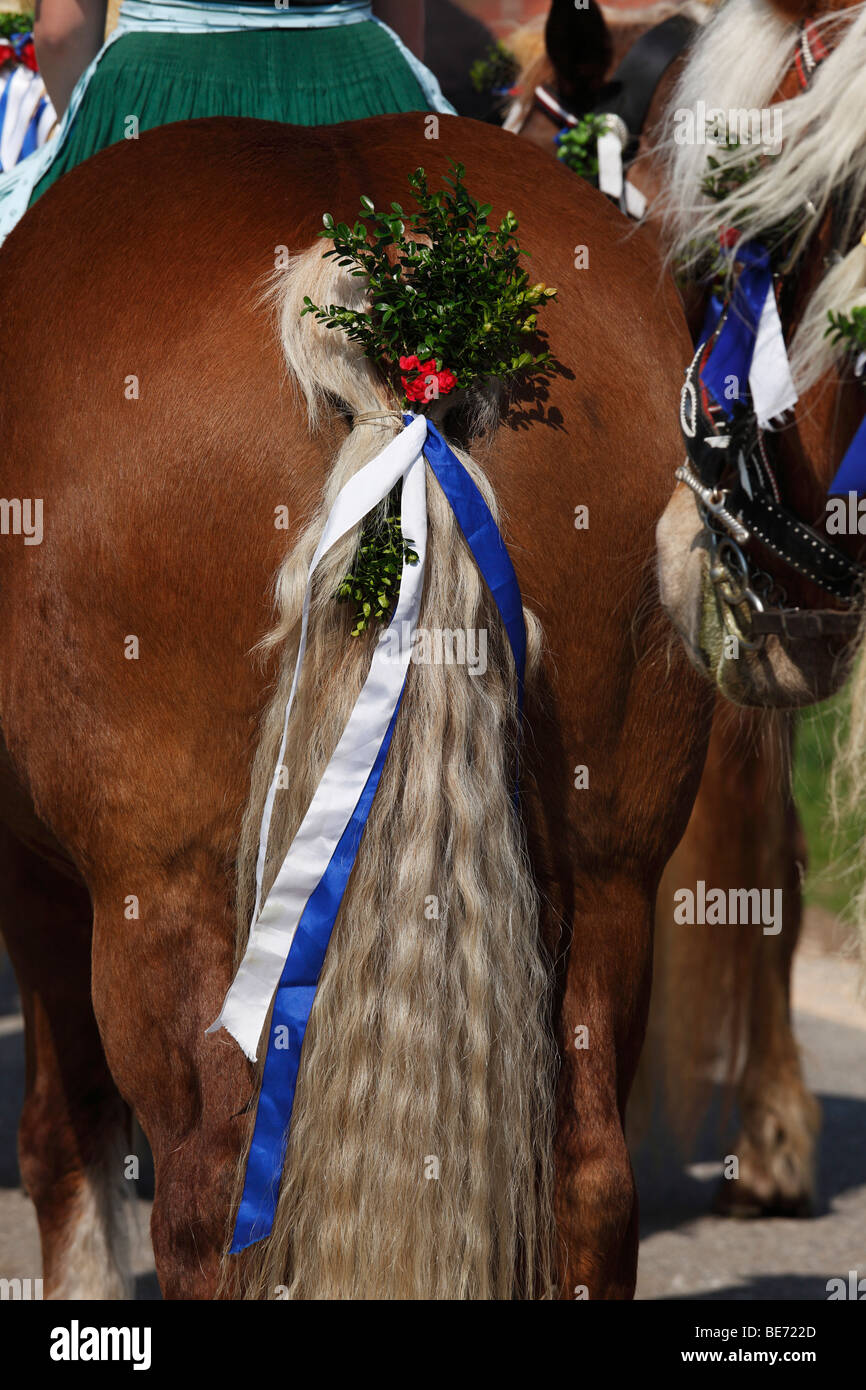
[519,13,697,212]
[535,14,697,140]
[675,17,865,646]
[677,345,863,643]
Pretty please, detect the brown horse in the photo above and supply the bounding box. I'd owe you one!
[510,0,823,1218]
[658,0,866,701]
[0,112,710,1297]
[656,0,866,1080]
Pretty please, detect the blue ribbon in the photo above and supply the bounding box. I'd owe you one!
[230,418,526,1251]
[828,414,866,496]
[417,416,526,714]
[0,80,11,171]
[17,98,46,162]
[230,687,406,1250]
[699,288,725,350]
[699,242,772,418]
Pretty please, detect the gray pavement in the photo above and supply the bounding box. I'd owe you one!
[635,929,866,1299]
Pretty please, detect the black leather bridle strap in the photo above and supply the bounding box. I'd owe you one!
[727,484,863,600]
[680,341,864,602]
[597,14,698,142]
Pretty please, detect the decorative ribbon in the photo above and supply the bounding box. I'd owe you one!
[220,413,527,1251]
[419,417,526,715]
[700,242,798,427]
[828,414,866,495]
[597,116,627,203]
[0,65,53,172]
[209,416,429,1063]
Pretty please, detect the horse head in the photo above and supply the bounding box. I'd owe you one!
[656,0,866,706]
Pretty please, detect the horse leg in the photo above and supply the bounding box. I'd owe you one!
[720,737,819,1217]
[650,704,818,1215]
[552,877,657,1298]
[87,856,254,1300]
[531,618,713,1299]
[0,826,132,1298]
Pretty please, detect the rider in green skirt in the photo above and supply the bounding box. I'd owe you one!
[26,0,449,209]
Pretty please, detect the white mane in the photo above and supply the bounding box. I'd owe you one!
[660,0,866,393]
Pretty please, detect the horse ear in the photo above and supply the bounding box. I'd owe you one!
[545,0,613,108]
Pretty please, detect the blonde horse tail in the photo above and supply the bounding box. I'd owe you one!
[220,245,557,1299]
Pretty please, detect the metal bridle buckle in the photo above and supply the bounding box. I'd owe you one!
[675,461,750,545]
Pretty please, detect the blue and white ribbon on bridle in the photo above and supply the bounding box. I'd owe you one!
[699,241,798,428]
[207,411,526,1251]
[828,414,866,494]
[699,240,866,495]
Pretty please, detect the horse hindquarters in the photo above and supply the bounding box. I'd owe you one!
[0,114,712,1296]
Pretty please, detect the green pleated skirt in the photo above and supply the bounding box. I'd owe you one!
[31,23,430,204]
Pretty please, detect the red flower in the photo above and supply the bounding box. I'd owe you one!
[399,354,458,403]
[437,368,458,395]
[0,37,38,72]
[19,40,38,73]
[719,226,739,250]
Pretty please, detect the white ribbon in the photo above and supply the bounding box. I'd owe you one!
[624,180,647,221]
[749,283,798,428]
[208,417,428,1061]
[0,68,54,172]
[597,116,628,202]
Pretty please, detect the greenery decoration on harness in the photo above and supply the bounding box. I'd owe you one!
[688,136,866,387]
[826,304,866,361]
[303,161,557,633]
[674,132,798,295]
[556,115,610,181]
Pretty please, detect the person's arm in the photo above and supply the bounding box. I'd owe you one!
[372,0,424,60]
[34,0,108,117]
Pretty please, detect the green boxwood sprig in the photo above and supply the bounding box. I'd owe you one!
[470,40,519,97]
[303,162,556,635]
[556,115,609,180]
[0,12,33,37]
[336,488,419,637]
[826,305,866,356]
[302,161,556,408]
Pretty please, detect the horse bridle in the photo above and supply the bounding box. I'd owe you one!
[674,17,865,645]
[676,344,863,642]
[527,14,698,182]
